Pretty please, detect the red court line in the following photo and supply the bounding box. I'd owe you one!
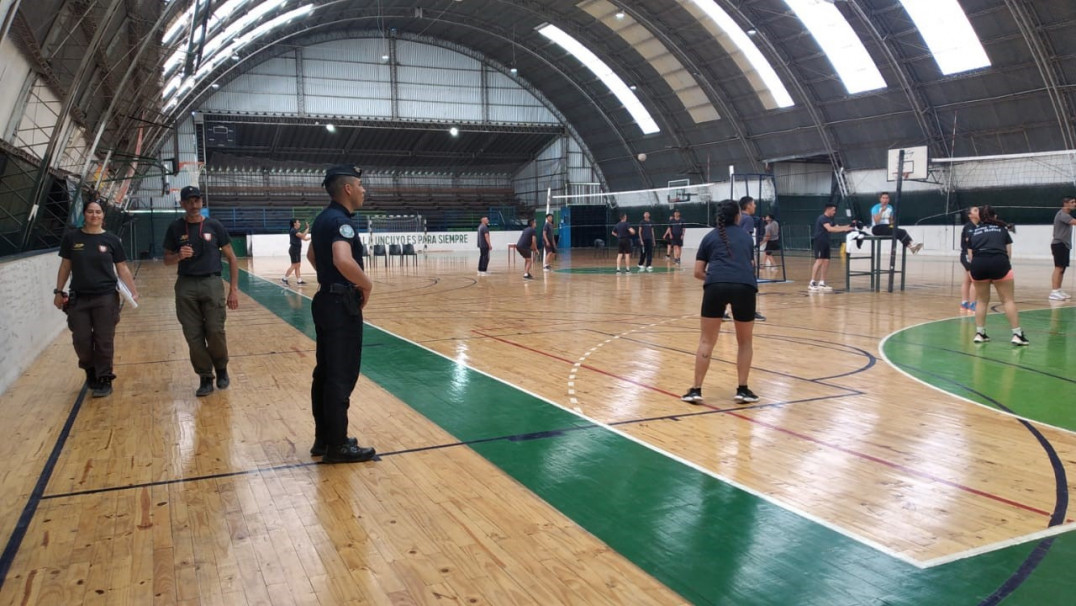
[473,330,1059,521]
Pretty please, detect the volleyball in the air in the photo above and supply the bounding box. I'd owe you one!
[637,153,647,162]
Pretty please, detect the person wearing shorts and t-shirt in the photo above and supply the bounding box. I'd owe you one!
[663,210,685,265]
[517,218,538,280]
[1049,196,1076,300]
[680,200,759,405]
[968,205,1027,346]
[808,204,852,292]
[542,214,557,271]
[612,213,635,273]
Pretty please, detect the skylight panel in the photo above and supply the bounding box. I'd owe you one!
[784,0,885,94]
[685,0,794,108]
[537,24,660,134]
[899,0,990,75]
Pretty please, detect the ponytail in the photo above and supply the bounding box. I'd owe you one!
[980,205,1016,232]
[715,200,740,258]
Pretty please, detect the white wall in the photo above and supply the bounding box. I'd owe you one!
[894,225,1064,260]
[0,36,33,140]
[252,231,519,256]
[0,252,69,396]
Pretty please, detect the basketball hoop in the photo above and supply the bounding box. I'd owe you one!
[902,172,911,181]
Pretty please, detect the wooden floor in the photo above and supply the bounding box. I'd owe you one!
[1,249,1074,605]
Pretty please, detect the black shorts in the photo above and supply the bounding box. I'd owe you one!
[289,245,301,264]
[960,255,971,271]
[765,241,781,252]
[701,282,757,321]
[545,243,557,254]
[517,247,532,260]
[970,254,1012,281]
[812,238,831,260]
[618,237,633,254]
[670,236,683,247]
[1053,242,1071,268]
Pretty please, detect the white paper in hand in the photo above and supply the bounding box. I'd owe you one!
[117,280,138,308]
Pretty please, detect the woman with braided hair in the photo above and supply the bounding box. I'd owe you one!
[681,200,760,404]
[968,205,1028,345]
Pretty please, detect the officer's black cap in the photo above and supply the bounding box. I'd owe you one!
[322,165,363,187]
[180,185,202,199]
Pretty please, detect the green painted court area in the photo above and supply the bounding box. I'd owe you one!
[240,269,1076,605]
[883,306,1076,431]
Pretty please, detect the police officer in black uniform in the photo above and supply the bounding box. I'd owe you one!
[307,165,377,463]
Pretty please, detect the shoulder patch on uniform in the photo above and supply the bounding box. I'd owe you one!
[339,224,355,239]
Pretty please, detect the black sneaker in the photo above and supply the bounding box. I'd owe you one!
[1011,332,1030,346]
[735,386,759,403]
[974,332,990,344]
[754,312,766,321]
[92,377,112,398]
[722,312,732,321]
[196,376,215,397]
[280,277,289,285]
[680,387,703,403]
[216,369,230,389]
[523,273,534,280]
[310,436,358,457]
[296,279,306,285]
[84,368,98,390]
[322,441,377,463]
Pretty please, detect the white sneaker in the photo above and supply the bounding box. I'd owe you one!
[646,266,653,272]
[910,242,924,254]
[808,284,821,292]
[637,265,644,270]
[1049,290,1066,301]
[818,283,834,292]
[1062,291,1072,300]
[477,271,488,276]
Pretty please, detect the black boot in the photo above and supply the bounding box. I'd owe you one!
[92,377,112,398]
[196,376,214,397]
[322,440,377,463]
[215,368,229,389]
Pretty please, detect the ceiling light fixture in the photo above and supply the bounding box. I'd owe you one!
[325,124,336,133]
[615,10,625,20]
[449,127,460,137]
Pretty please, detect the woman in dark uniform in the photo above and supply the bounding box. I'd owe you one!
[681,200,759,404]
[282,218,311,285]
[53,200,140,397]
[959,206,979,312]
[969,205,1027,345]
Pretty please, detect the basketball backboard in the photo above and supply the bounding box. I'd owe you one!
[887,146,929,181]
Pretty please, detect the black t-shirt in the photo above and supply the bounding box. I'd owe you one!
[163,217,231,276]
[613,221,632,239]
[696,227,757,289]
[289,227,302,248]
[969,223,1012,256]
[960,222,976,260]
[639,220,655,242]
[311,201,364,286]
[669,218,684,237]
[813,214,834,241]
[59,230,126,295]
[543,221,555,246]
[517,226,537,250]
[477,223,490,249]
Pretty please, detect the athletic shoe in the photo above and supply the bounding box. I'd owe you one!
[754,312,766,321]
[680,387,703,403]
[477,271,488,276]
[296,279,306,285]
[646,266,653,272]
[675,258,681,265]
[960,301,970,311]
[1049,290,1067,301]
[310,436,357,457]
[543,265,552,271]
[196,376,215,397]
[84,368,98,390]
[523,273,533,280]
[280,277,289,285]
[216,369,230,389]
[910,242,924,254]
[322,441,377,463]
[92,377,112,398]
[735,386,759,403]
[1062,291,1072,299]
[974,332,990,343]
[969,302,977,311]
[818,283,834,292]
[665,254,671,259]
[808,284,821,292]
[723,312,732,321]
[637,265,644,271]
[1011,332,1030,346]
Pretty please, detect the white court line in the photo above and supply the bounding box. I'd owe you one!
[878,312,1076,439]
[248,269,1065,569]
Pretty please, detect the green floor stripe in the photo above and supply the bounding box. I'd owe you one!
[237,269,1076,605]
[883,307,1076,430]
